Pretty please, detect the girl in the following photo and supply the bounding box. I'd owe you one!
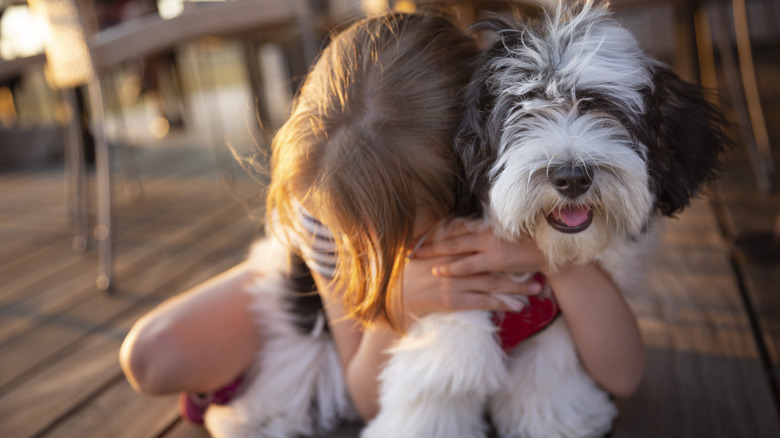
[119,9,645,434]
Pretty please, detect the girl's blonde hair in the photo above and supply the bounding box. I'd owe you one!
[267,11,480,331]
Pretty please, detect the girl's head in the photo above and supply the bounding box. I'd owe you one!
[267,11,480,330]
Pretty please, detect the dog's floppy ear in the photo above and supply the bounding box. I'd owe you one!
[453,15,522,217]
[640,64,731,216]
[453,55,496,218]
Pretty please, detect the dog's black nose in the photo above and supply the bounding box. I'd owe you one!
[549,165,593,198]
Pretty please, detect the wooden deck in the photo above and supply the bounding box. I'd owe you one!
[2,4,780,438]
[0,137,266,438]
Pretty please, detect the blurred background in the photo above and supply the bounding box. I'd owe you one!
[0,1,778,437]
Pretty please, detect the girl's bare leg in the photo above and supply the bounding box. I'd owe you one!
[120,261,261,395]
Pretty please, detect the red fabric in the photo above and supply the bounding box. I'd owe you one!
[179,375,244,425]
[491,274,560,352]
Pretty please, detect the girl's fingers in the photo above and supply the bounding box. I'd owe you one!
[431,254,539,278]
[431,254,486,276]
[452,292,528,312]
[413,219,486,257]
[415,229,482,258]
[451,292,504,311]
[436,218,480,238]
[454,274,543,297]
[402,252,543,317]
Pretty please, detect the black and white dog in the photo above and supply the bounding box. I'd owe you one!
[363,1,727,438]
[204,2,728,437]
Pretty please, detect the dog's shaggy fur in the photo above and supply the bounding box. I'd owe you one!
[205,2,728,437]
[205,237,358,438]
[367,2,727,437]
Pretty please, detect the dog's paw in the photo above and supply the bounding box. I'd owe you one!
[382,311,506,401]
[490,384,616,438]
[490,319,617,438]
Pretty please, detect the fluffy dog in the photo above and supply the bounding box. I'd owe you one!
[363,1,727,438]
[205,2,728,437]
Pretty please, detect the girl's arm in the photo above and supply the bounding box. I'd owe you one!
[418,220,646,398]
[312,272,389,421]
[120,261,261,395]
[545,263,645,397]
[314,252,543,420]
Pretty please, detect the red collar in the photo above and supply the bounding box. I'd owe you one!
[491,274,560,352]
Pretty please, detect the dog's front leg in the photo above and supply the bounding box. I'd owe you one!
[490,318,617,438]
[361,311,506,438]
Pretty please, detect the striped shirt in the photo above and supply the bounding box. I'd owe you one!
[295,206,338,280]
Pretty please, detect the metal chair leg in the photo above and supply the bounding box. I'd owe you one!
[87,75,113,291]
[63,87,89,253]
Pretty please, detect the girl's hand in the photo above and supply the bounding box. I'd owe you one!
[413,219,550,277]
[400,250,542,325]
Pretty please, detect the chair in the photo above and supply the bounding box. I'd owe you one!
[0,54,47,88]
[32,0,321,290]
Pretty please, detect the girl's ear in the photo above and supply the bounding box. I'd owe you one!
[640,65,731,217]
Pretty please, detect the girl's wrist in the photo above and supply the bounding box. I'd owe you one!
[544,262,603,300]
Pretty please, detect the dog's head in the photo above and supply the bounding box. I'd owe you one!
[456,0,728,267]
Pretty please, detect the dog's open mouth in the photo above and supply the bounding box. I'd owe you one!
[545,205,593,234]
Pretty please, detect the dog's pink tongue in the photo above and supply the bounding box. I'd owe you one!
[555,206,590,227]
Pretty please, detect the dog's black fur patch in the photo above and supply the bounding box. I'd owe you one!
[637,66,731,216]
[284,253,329,335]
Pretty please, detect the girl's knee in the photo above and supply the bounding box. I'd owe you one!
[119,315,182,395]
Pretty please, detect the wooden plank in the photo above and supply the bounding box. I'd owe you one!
[712,155,780,402]
[0,214,252,437]
[0,312,139,438]
[0,144,257,304]
[0,181,211,306]
[0,149,258,346]
[164,421,211,438]
[37,253,247,438]
[0,183,246,338]
[0,145,228,288]
[0,238,73,284]
[0,201,256,391]
[613,197,780,437]
[39,380,180,438]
